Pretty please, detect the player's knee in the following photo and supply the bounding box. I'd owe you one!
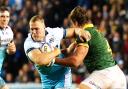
[78,83,92,89]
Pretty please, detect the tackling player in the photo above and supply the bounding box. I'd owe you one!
[54,6,127,89]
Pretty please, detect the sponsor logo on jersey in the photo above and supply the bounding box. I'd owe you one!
[0,38,12,46]
[89,81,101,89]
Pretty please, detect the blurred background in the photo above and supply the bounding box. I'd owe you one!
[0,0,128,88]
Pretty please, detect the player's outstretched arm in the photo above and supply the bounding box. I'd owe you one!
[27,48,60,66]
[66,28,91,42]
[55,44,89,68]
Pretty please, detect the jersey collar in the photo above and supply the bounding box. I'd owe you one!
[0,26,8,30]
[83,24,94,29]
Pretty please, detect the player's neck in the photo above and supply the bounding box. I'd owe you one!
[31,35,45,42]
[0,25,8,30]
[83,23,94,29]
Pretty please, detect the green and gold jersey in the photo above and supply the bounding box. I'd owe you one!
[77,24,116,73]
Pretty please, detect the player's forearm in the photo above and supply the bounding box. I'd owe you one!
[28,48,60,66]
[36,50,59,66]
[55,45,88,68]
[43,48,61,61]
[55,56,81,68]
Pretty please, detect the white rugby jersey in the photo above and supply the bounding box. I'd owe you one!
[24,27,72,86]
[24,27,66,56]
[0,26,13,71]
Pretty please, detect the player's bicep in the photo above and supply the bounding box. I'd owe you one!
[27,47,60,66]
[27,48,42,64]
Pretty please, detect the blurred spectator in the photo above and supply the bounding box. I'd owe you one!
[77,0,91,9]
[5,73,13,83]
[111,31,123,53]
[0,0,127,86]
[16,64,35,83]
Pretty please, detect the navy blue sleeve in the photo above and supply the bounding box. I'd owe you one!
[26,47,36,64]
[63,29,67,39]
[26,47,35,54]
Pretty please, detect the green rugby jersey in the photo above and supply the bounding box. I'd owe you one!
[78,24,116,73]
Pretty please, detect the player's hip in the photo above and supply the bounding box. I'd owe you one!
[81,65,127,89]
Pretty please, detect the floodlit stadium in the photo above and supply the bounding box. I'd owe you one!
[0,0,128,89]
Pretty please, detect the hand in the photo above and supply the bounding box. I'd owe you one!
[67,41,77,53]
[76,29,91,42]
[6,40,16,54]
[80,30,91,42]
[54,47,61,55]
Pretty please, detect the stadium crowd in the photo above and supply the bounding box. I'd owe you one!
[0,0,128,87]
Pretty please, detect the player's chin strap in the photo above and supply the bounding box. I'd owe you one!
[46,58,55,67]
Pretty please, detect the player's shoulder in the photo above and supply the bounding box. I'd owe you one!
[24,34,36,51]
[83,30,91,42]
[45,27,53,32]
[6,26,11,29]
[5,26,13,32]
[45,27,63,29]
[45,27,64,32]
[24,33,33,45]
[45,34,55,44]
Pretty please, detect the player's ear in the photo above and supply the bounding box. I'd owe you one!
[73,21,77,26]
[71,21,78,27]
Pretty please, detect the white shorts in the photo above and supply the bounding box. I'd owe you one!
[81,65,127,89]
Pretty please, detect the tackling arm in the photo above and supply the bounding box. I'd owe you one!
[65,28,91,42]
[55,44,89,68]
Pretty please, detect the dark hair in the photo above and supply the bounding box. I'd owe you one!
[30,15,44,23]
[0,6,9,12]
[69,6,89,26]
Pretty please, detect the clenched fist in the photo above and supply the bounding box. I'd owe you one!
[6,40,16,55]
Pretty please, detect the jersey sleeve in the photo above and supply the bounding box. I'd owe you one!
[24,38,35,55]
[24,39,37,63]
[45,27,66,40]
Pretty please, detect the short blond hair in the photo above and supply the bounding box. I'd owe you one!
[0,6,9,12]
[29,15,44,24]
